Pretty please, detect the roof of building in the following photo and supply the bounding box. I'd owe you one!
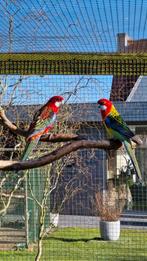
[127,76,147,102]
[110,76,138,101]
[6,102,147,125]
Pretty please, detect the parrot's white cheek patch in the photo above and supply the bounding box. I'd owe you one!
[101,105,107,110]
[55,101,61,107]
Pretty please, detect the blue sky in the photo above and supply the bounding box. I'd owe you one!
[0,0,146,52]
[1,75,112,105]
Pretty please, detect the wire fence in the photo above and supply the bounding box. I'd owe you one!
[0,0,147,53]
[0,0,147,259]
[0,69,147,260]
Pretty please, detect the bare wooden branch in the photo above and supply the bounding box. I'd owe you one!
[0,139,122,171]
[0,192,24,199]
[40,133,82,142]
[0,107,28,137]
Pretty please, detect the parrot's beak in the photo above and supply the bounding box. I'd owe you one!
[61,99,64,105]
[98,104,101,109]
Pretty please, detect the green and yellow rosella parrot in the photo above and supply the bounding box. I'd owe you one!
[22,95,64,160]
[97,98,142,182]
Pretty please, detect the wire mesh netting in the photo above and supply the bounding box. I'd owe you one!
[0,0,147,53]
[0,0,147,260]
[0,71,147,261]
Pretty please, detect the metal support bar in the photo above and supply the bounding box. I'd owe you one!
[0,52,147,75]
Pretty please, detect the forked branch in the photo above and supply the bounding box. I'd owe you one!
[0,139,122,171]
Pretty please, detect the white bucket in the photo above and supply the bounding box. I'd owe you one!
[100,220,120,241]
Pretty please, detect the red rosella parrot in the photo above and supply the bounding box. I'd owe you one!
[21,95,64,160]
[97,98,142,182]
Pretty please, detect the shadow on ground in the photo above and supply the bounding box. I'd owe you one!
[47,236,103,242]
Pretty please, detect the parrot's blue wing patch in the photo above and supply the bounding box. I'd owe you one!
[105,115,134,140]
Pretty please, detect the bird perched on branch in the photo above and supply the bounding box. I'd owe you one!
[22,95,64,160]
[97,98,142,182]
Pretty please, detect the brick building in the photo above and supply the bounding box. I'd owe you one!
[110,33,147,101]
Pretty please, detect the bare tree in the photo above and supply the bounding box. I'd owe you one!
[0,75,123,261]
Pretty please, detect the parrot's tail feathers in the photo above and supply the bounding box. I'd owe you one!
[21,139,39,160]
[131,135,143,145]
[123,140,142,182]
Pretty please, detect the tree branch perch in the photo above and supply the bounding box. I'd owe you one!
[0,139,122,171]
[0,106,28,137]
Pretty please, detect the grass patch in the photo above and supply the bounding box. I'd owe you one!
[0,227,147,260]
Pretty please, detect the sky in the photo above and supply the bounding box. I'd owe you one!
[0,0,146,53]
[1,75,112,105]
